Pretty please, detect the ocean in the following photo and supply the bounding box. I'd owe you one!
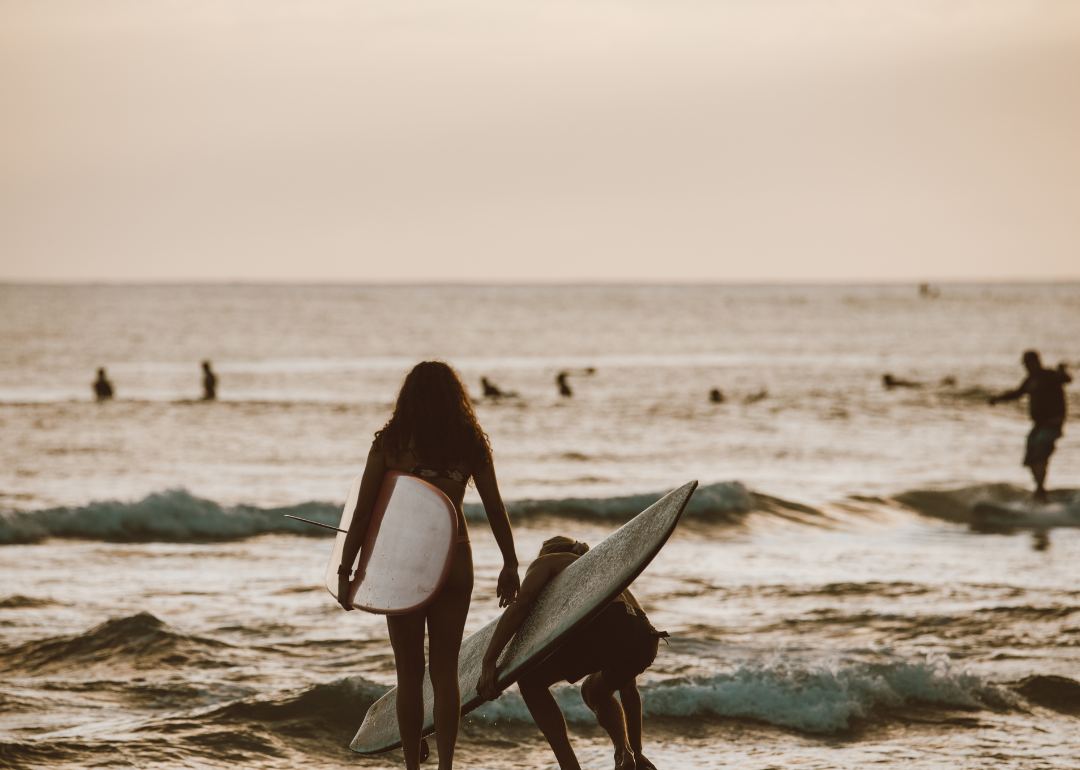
[2,283,1079,769]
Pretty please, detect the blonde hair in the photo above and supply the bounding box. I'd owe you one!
[538,535,590,557]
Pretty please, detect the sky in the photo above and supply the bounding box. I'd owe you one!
[1,0,1079,284]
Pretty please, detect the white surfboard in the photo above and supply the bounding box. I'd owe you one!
[350,479,698,754]
[973,500,1080,530]
[325,471,459,615]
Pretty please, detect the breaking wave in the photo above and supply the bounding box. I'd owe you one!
[472,481,757,522]
[0,491,342,545]
[470,654,1016,734]
[895,484,1080,524]
[0,482,814,544]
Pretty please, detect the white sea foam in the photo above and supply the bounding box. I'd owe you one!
[468,654,1014,734]
[467,481,754,521]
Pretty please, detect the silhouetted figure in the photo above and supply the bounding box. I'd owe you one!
[556,372,572,397]
[201,361,217,401]
[93,368,114,402]
[883,374,921,390]
[709,388,724,404]
[481,377,504,398]
[990,350,1072,503]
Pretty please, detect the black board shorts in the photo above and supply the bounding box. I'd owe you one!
[543,601,662,690]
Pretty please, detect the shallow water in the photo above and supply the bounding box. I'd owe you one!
[2,283,1079,769]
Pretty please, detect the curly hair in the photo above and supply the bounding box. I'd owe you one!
[538,535,590,557]
[374,361,491,468]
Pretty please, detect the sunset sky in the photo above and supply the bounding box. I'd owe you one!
[2,0,1079,283]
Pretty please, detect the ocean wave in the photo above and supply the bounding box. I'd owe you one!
[468,481,756,522]
[0,612,233,673]
[0,595,59,609]
[1,482,781,545]
[206,676,390,731]
[0,490,342,545]
[469,654,1015,734]
[895,484,1079,525]
[1012,674,1080,714]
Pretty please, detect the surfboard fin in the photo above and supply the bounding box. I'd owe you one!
[284,515,348,534]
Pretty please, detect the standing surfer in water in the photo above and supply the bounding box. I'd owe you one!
[990,350,1072,503]
[478,536,664,770]
[201,361,217,400]
[336,361,520,770]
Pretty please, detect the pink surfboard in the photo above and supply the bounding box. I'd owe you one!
[325,471,459,615]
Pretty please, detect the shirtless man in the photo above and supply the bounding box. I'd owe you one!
[990,350,1072,502]
[93,367,114,401]
[478,536,663,770]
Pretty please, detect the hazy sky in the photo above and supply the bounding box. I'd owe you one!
[2,0,1078,283]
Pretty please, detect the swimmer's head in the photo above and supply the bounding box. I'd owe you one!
[1023,350,1042,371]
[538,535,589,557]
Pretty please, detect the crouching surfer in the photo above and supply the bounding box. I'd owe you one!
[477,536,665,770]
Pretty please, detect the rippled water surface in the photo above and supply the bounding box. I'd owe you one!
[2,283,1079,769]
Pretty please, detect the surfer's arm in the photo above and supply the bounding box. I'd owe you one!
[474,461,520,607]
[477,559,554,700]
[990,377,1030,405]
[336,447,387,610]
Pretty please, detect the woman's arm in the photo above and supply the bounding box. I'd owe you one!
[473,461,519,607]
[336,446,387,611]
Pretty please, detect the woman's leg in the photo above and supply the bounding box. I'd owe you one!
[387,610,427,770]
[425,542,474,770]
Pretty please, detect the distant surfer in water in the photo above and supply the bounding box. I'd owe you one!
[336,361,520,770]
[481,377,504,398]
[478,536,664,770]
[883,373,921,389]
[93,367,114,401]
[201,361,217,400]
[556,371,572,397]
[990,350,1072,503]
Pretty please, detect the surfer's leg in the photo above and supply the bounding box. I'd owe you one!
[581,673,634,770]
[618,680,642,752]
[1031,462,1048,502]
[387,611,427,770]
[426,542,473,769]
[518,661,581,770]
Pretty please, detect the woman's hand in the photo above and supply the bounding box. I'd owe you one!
[477,660,501,701]
[496,564,519,607]
[337,574,353,612]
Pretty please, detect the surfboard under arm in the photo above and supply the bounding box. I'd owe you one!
[350,479,698,754]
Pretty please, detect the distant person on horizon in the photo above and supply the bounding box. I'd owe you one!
[990,350,1072,503]
[709,388,724,404]
[556,372,572,398]
[478,536,664,770]
[201,361,217,400]
[883,373,921,390]
[93,368,114,401]
[481,377,504,398]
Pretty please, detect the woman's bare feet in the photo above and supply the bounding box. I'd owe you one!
[614,746,636,770]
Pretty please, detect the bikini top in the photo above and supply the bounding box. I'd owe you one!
[411,466,468,486]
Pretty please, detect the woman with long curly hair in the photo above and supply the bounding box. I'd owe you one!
[336,361,519,770]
